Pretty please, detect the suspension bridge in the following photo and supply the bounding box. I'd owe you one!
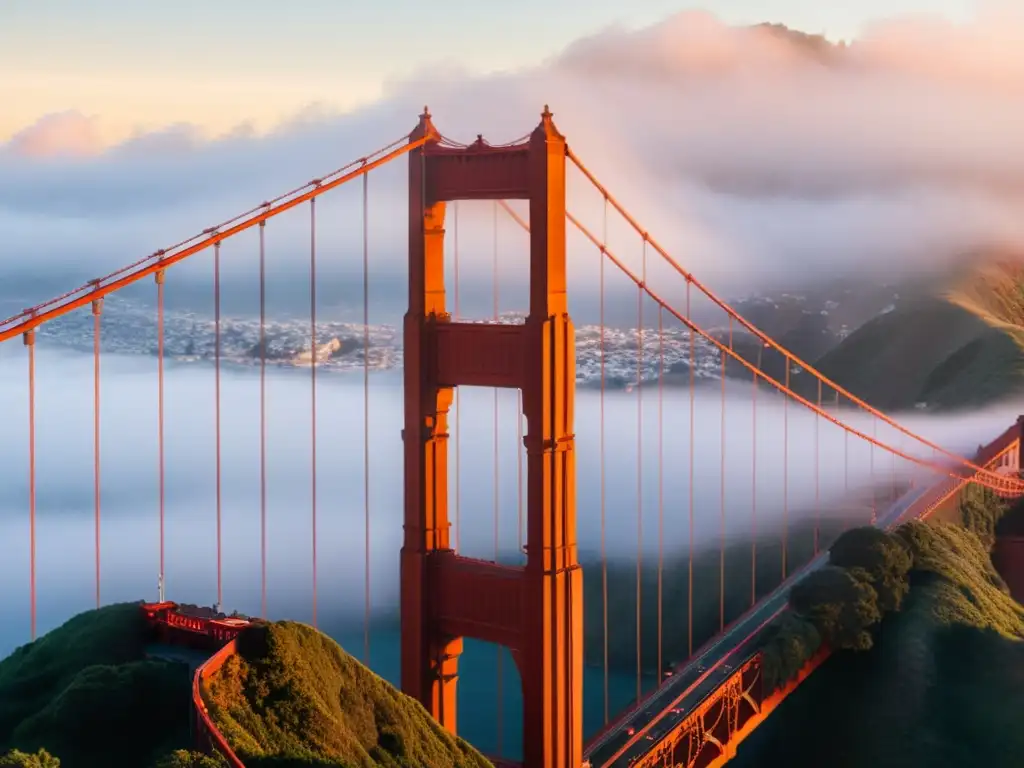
[1,106,1023,768]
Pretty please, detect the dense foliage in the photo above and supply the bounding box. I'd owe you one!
[758,484,1023,693]
[737,490,1024,767]
[0,750,59,767]
[203,621,493,768]
[152,751,227,768]
[0,603,194,768]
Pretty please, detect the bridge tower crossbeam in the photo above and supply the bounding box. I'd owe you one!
[400,106,582,768]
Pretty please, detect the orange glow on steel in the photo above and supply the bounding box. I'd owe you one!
[0,135,429,345]
[565,148,1024,494]
[565,209,1020,494]
[590,433,1016,765]
[497,199,1018,494]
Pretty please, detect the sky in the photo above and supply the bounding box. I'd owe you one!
[3,0,1024,318]
[0,0,979,144]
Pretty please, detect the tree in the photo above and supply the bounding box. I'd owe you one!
[760,612,822,693]
[152,750,226,768]
[829,526,912,612]
[0,750,60,768]
[789,565,882,650]
[959,485,1008,550]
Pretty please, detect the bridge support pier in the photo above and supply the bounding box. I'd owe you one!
[521,311,583,768]
[400,107,582,768]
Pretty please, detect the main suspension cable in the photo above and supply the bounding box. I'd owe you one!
[0,134,428,345]
[565,149,1023,493]
[565,209,1016,492]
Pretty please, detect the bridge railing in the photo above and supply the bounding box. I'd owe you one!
[140,602,250,766]
[192,639,247,768]
[917,426,1019,522]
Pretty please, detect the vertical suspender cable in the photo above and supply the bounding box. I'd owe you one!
[635,243,644,705]
[721,320,733,623]
[782,364,789,580]
[599,196,609,724]
[751,346,759,608]
[870,418,877,526]
[815,379,821,556]
[657,305,664,684]
[156,270,166,600]
[25,329,36,640]
[310,198,318,628]
[719,320,728,633]
[908,437,915,490]
[259,222,268,619]
[891,434,897,502]
[844,397,850,531]
[363,169,372,665]
[687,280,694,658]
[92,297,102,608]
[215,242,223,608]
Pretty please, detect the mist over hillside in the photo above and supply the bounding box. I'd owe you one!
[6,11,1024,327]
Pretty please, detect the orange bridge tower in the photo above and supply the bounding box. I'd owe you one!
[401,106,583,768]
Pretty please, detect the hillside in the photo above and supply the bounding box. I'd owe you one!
[0,603,194,768]
[796,261,1024,411]
[736,490,1024,767]
[202,620,493,768]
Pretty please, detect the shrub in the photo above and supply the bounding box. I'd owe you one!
[152,750,227,768]
[829,527,913,613]
[789,565,882,650]
[0,750,59,768]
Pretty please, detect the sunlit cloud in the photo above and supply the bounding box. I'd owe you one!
[4,11,1024,312]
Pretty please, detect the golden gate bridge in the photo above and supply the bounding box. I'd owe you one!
[1,106,1022,768]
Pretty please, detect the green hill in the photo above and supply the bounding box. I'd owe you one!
[0,603,194,768]
[802,261,1024,411]
[202,621,493,768]
[736,490,1024,767]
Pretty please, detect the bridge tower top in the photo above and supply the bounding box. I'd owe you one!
[401,108,582,768]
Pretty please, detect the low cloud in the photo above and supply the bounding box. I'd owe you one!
[6,111,105,159]
[4,10,1024,317]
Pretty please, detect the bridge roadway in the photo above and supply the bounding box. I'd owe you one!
[583,481,933,768]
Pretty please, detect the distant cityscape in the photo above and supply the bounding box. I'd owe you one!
[31,295,730,387]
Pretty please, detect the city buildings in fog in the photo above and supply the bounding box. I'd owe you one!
[33,297,731,387]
